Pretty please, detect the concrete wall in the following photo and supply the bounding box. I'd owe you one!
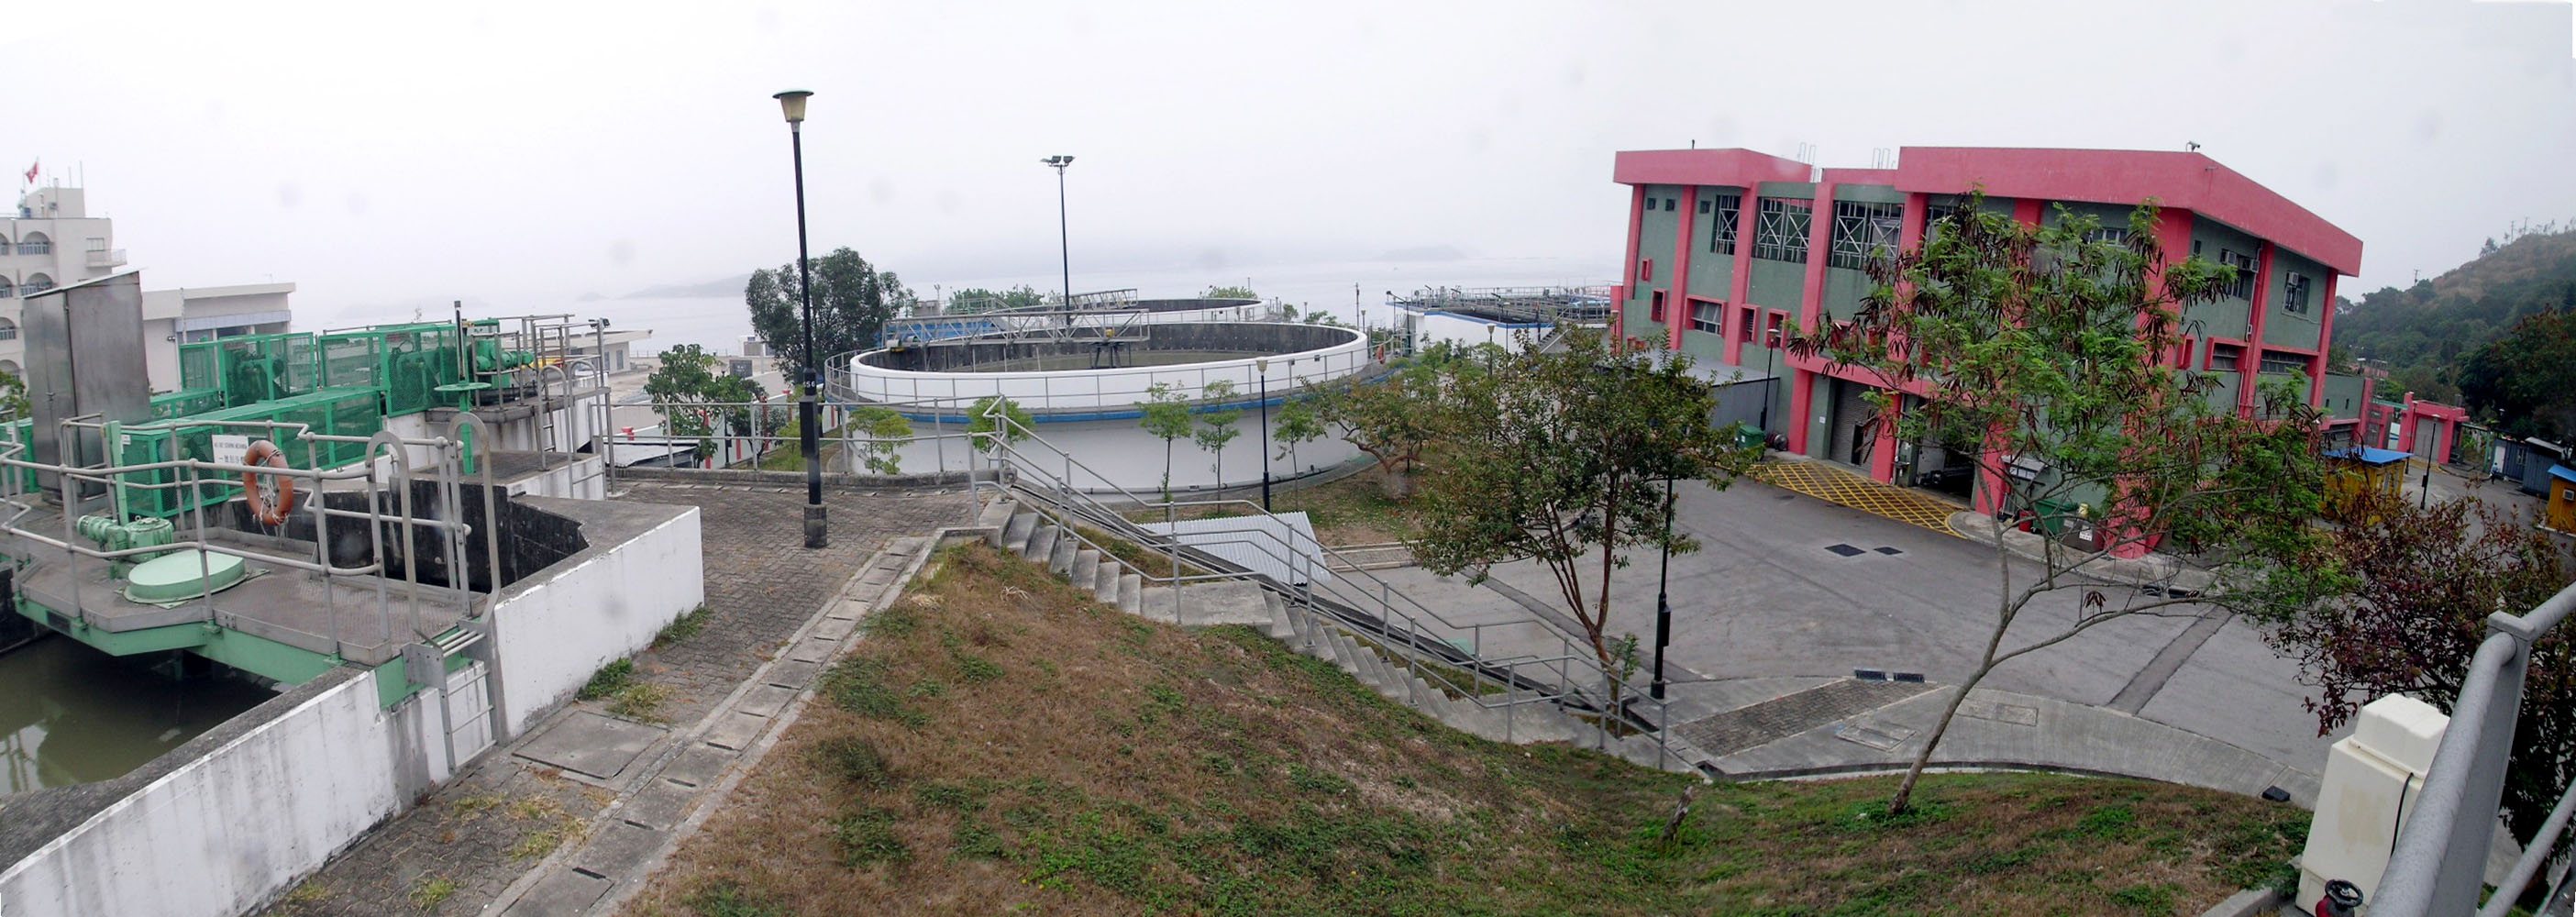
[2185,219,2262,339]
[872,411,1365,494]
[844,325,1370,415]
[2262,248,2328,350]
[1686,187,1743,296]
[485,504,702,736]
[0,668,450,917]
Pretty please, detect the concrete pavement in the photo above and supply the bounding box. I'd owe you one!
[1352,473,2349,792]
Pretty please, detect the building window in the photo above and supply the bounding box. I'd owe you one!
[1650,290,1667,323]
[1922,203,1961,244]
[17,232,49,256]
[1752,198,1812,263]
[2175,338,2194,367]
[2208,342,2244,371]
[0,280,11,299]
[0,318,14,341]
[0,237,10,256]
[2283,272,2312,314]
[1739,305,1757,342]
[1765,312,1786,347]
[1640,259,1653,282]
[2216,248,2256,299]
[2260,349,2306,375]
[1665,197,1677,212]
[1829,201,1905,270]
[1708,193,1741,256]
[2084,226,2129,246]
[1690,301,1723,334]
[20,273,52,295]
[1697,199,1710,215]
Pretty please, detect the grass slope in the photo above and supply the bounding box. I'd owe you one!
[627,543,2303,917]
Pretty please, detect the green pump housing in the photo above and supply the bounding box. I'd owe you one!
[75,514,176,578]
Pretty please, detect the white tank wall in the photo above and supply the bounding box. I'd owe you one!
[1405,309,1550,352]
[488,503,703,735]
[844,325,1371,413]
[868,414,1362,493]
[0,669,454,917]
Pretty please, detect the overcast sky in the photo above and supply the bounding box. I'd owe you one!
[7,0,2571,322]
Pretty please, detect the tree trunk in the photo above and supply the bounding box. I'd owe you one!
[1888,661,1992,813]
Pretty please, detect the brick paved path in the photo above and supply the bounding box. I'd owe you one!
[257,483,966,917]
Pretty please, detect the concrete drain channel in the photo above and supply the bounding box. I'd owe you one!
[1671,679,1941,757]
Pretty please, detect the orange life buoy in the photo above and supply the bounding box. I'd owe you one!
[241,439,298,525]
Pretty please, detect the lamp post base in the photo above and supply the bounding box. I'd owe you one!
[804,504,829,549]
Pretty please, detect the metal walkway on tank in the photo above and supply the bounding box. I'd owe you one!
[1748,460,1962,537]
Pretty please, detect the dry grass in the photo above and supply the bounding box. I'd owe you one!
[623,542,2303,917]
[1127,467,1417,547]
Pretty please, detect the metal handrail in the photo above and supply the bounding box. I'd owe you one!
[978,405,1677,765]
[2376,581,2575,916]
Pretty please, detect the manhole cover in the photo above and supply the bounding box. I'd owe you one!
[1958,700,2040,726]
[1874,547,1904,556]
[1835,722,1916,751]
[1825,544,1864,557]
[516,711,667,779]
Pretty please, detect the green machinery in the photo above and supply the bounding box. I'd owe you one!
[0,319,548,522]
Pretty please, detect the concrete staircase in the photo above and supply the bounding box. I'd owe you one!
[978,497,1703,773]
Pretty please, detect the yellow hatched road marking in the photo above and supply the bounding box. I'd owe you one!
[1747,461,1962,537]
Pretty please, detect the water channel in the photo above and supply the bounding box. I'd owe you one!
[0,636,275,796]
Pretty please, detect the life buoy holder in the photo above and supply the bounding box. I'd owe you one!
[241,439,298,525]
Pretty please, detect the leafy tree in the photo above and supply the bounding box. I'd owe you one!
[745,248,919,386]
[1311,344,1495,498]
[1192,381,1244,484]
[0,369,28,424]
[2262,494,2570,851]
[1137,382,1196,499]
[1789,198,2338,813]
[2457,308,2576,441]
[946,285,1045,315]
[1202,284,1258,300]
[1273,397,1326,473]
[847,406,913,475]
[967,396,1032,456]
[1298,308,1347,327]
[645,344,768,465]
[1409,327,1756,679]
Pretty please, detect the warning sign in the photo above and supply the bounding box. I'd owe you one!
[213,434,250,466]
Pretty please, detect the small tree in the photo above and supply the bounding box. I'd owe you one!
[646,345,766,465]
[1311,345,1493,498]
[745,248,918,384]
[0,369,28,424]
[1410,328,1756,679]
[848,406,912,475]
[1202,284,1257,300]
[1192,381,1243,485]
[967,396,1031,456]
[1137,382,1196,500]
[1789,197,2338,813]
[2263,493,2571,849]
[1273,397,1326,475]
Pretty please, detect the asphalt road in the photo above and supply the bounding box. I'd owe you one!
[1370,475,2350,773]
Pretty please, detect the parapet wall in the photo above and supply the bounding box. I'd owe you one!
[845,323,1372,416]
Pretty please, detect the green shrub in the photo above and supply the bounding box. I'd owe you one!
[578,659,634,701]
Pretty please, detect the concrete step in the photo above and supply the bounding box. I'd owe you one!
[1263,591,1295,640]
[1116,574,1142,615]
[1336,633,1384,689]
[1283,603,1322,656]
[1135,586,1179,624]
[1070,550,1100,597]
[975,498,1017,536]
[1092,560,1121,604]
[1023,524,1058,564]
[1002,512,1039,555]
[1047,532,1077,575]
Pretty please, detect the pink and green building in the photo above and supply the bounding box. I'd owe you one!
[1610,146,2381,515]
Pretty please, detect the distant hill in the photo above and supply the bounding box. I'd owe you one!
[2332,225,2576,403]
[619,274,752,301]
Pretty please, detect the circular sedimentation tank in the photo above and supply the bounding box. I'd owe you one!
[840,319,1379,492]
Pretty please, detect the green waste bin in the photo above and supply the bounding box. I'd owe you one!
[2032,498,2075,536]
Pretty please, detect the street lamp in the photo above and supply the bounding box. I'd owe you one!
[774,88,826,549]
[1042,155,1074,306]
[1651,472,1676,700]
[1255,358,1273,512]
[1759,320,1779,437]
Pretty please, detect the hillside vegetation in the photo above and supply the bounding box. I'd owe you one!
[2333,225,2576,403]
[627,544,2305,916]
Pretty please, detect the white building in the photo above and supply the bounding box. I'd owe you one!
[3,185,296,391]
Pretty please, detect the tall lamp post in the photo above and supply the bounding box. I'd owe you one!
[1651,472,1676,700]
[774,89,826,549]
[1042,155,1074,305]
[1255,359,1273,511]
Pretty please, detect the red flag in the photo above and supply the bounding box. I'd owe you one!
[21,160,34,183]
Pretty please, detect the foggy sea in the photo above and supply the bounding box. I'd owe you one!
[335,256,1614,357]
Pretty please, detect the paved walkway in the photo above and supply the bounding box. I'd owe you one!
[1749,458,1963,536]
[255,482,967,917]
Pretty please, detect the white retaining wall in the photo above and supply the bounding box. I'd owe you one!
[842,326,1372,413]
[0,670,450,917]
[487,504,703,736]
